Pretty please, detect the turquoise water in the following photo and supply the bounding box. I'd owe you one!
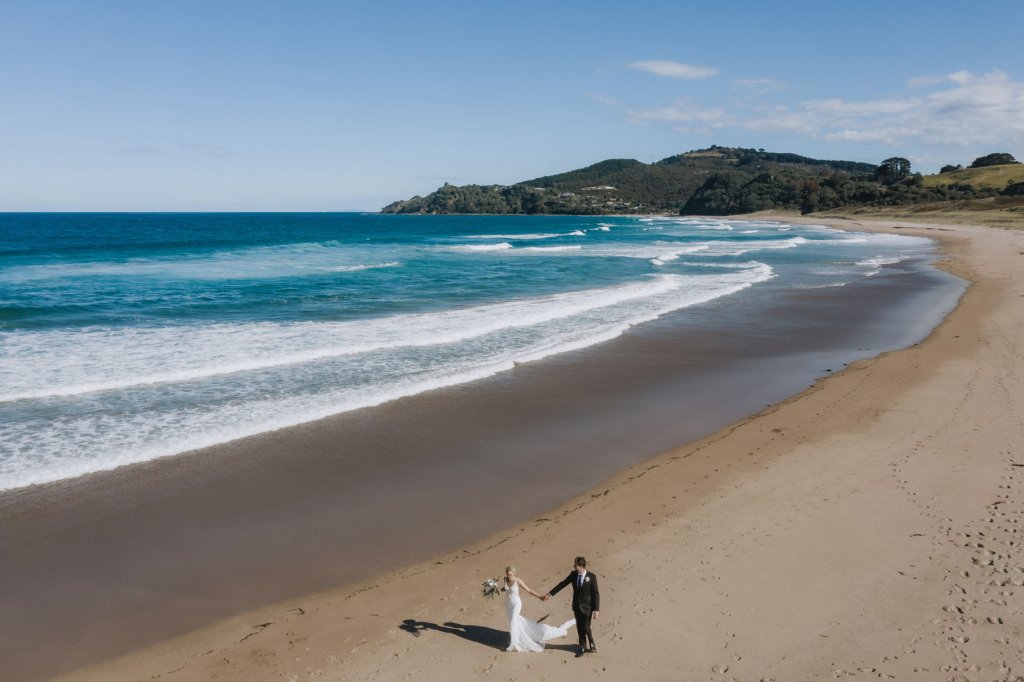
[0,213,937,490]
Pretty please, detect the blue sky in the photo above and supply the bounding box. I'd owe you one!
[2,0,1022,211]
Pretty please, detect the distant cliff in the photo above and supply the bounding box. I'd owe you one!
[382,146,1019,216]
[382,147,875,215]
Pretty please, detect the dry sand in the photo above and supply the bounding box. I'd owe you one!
[60,217,1024,682]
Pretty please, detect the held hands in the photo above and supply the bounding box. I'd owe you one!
[542,593,550,601]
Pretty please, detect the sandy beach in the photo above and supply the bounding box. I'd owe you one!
[5,2,1021,679]
[39,215,1020,682]
[0,214,1007,679]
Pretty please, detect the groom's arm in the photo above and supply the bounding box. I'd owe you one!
[591,574,600,613]
[547,573,572,598]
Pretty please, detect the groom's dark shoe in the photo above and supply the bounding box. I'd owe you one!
[589,643,597,654]
[575,648,586,658]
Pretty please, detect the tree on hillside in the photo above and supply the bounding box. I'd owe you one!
[970,153,1019,168]
[680,172,748,215]
[940,164,962,174]
[874,157,912,183]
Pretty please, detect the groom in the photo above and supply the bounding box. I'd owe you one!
[544,556,599,657]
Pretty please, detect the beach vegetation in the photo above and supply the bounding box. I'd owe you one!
[1002,181,1024,196]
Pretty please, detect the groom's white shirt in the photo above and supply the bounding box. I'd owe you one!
[577,570,586,586]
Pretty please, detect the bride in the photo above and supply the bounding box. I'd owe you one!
[503,565,575,652]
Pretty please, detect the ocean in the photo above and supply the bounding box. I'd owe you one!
[0,212,943,491]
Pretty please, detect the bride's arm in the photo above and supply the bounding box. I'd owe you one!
[518,579,543,599]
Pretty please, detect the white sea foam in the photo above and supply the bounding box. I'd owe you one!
[858,256,906,267]
[693,236,808,257]
[0,271,742,403]
[650,247,709,265]
[449,242,514,252]
[465,230,586,240]
[799,281,852,289]
[847,231,932,248]
[856,255,910,276]
[820,237,868,244]
[0,263,773,490]
[2,217,939,492]
[728,220,784,227]
[679,260,769,269]
[0,241,399,282]
[466,233,558,240]
[327,261,401,272]
[504,242,713,263]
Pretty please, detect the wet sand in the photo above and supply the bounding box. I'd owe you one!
[0,218,991,681]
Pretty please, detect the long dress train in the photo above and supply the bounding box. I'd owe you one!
[505,581,575,652]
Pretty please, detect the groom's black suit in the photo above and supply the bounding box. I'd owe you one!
[548,570,600,651]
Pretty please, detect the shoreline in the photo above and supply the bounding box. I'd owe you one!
[0,212,890,496]
[10,216,1022,680]
[0,213,947,497]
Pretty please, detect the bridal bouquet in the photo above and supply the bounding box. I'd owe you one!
[482,577,503,599]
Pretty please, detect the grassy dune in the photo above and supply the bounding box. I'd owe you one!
[922,163,1024,189]
[814,199,1024,229]
[752,199,1024,230]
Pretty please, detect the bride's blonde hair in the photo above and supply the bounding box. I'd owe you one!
[505,564,516,575]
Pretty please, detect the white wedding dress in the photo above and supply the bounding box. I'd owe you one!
[505,580,575,652]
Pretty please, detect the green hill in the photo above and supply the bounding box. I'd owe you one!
[921,164,1024,190]
[380,147,1006,216]
[380,152,724,215]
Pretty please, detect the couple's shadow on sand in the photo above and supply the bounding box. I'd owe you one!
[399,617,577,653]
